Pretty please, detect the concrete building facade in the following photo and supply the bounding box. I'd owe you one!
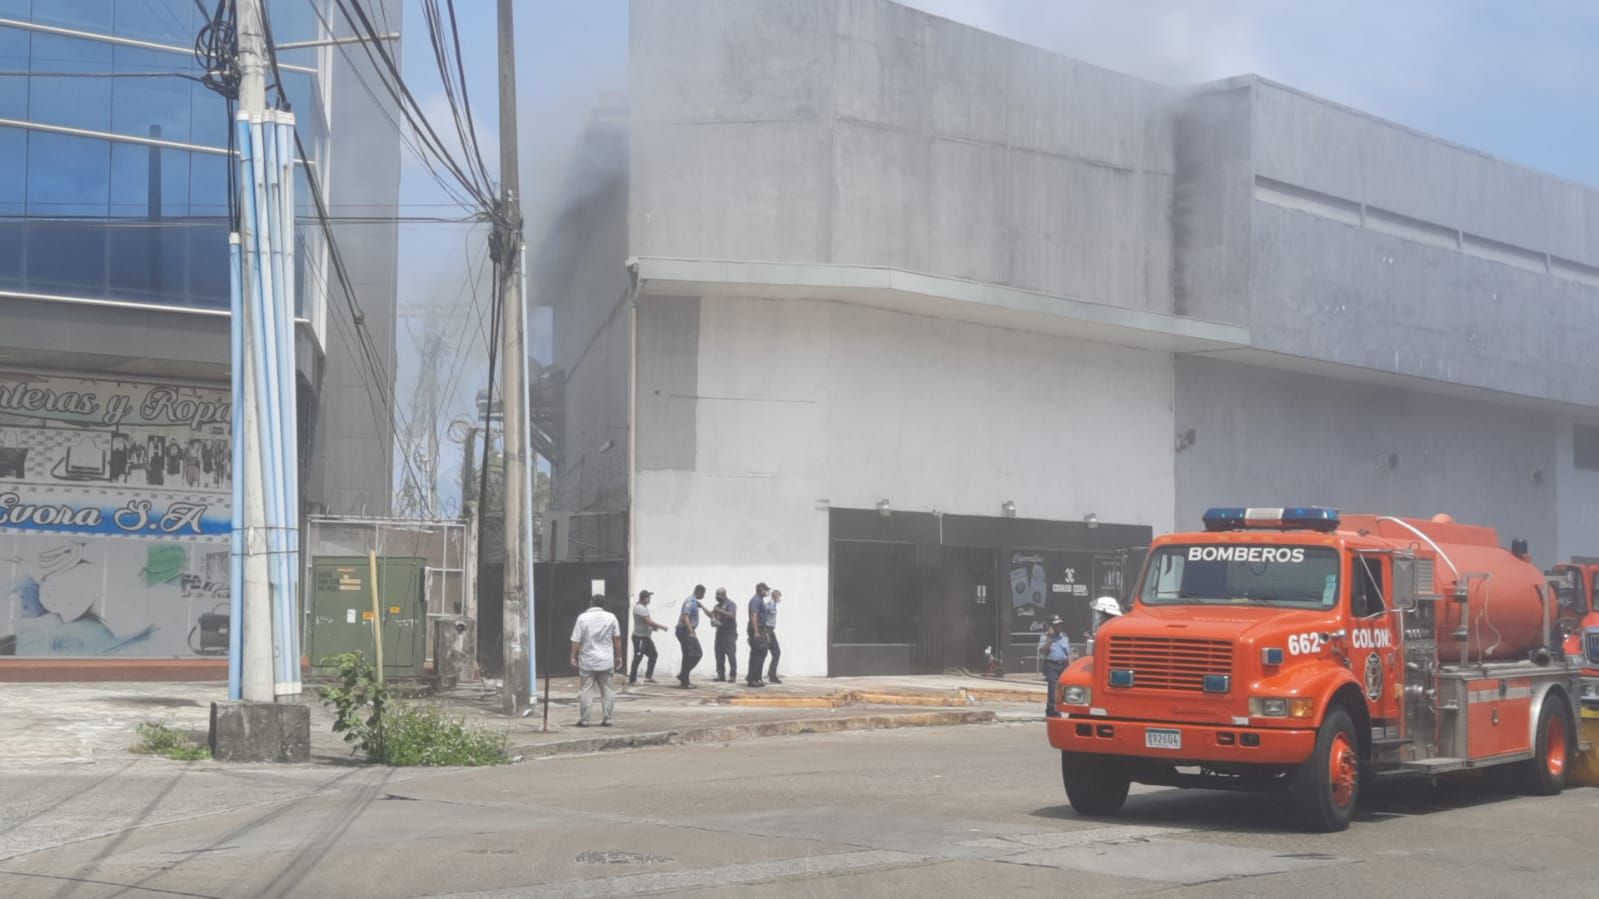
[0,1,401,677]
[540,0,1599,679]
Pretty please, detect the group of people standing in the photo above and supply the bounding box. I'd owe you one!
[566,583,789,728]
[630,581,782,689]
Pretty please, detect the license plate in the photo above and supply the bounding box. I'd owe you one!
[1145,728,1182,750]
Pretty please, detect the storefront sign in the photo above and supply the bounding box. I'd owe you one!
[0,371,232,659]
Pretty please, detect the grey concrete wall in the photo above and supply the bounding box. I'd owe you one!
[635,296,698,472]
[1252,82,1599,267]
[304,0,403,517]
[1170,77,1599,407]
[629,0,1176,313]
[1248,202,1599,405]
[1554,415,1599,563]
[1174,355,1558,566]
[1171,83,1252,324]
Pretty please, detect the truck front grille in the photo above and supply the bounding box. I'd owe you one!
[1585,629,1599,666]
[1106,636,1233,692]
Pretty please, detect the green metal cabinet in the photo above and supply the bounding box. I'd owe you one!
[308,556,427,679]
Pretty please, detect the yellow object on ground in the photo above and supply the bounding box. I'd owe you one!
[1572,708,1599,787]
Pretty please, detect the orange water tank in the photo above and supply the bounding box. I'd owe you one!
[1347,515,1550,661]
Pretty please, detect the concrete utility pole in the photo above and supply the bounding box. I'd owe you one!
[496,0,531,715]
[234,0,274,703]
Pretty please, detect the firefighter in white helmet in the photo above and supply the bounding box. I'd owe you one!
[1086,596,1122,655]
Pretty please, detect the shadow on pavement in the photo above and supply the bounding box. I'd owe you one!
[1029,773,1545,834]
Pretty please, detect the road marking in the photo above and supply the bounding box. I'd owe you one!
[430,849,925,898]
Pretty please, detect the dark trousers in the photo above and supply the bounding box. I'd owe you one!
[714,627,738,680]
[746,633,768,685]
[676,628,703,683]
[764,627,781,679]
[1043,661,1065,717]
[630,635,657,682]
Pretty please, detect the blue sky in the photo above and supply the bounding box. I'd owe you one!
[385,0,1599,511]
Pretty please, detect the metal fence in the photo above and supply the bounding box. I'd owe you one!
[302,515,475,673]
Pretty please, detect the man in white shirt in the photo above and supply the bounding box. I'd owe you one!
[569,594,624,727]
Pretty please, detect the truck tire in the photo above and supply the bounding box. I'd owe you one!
[1061,751,1130,816]
[1289,705,1359,833]
[1513,695,1571,796]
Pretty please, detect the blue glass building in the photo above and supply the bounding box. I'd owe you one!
[0,1,402,673]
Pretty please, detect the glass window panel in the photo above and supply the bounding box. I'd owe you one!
[266,0,320,45]
[189,79,225,147]
[35,1,114,33]
[0,3,31,21]
[0,219,21,286]
[111,45,192,144]
[107,220,188,303]
[0,28,28,119]
[184,220,227,307]
[0,126,24,210]
[29,34,112,132]
[109,141,190,216]
[26,130,109,215]
[113,0,193,45]
[110,73,191,144]
[188,150,226,215]
[26,219,108,295]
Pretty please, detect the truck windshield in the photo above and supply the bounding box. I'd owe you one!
[1139,544,1341,609]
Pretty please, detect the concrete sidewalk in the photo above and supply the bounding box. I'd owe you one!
[1,673,1046,768]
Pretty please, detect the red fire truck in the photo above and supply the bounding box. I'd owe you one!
[1545,560,1599,708]
[1048,507,1583,832]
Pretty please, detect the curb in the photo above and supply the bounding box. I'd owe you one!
[511,709,999,759]
[721,686,1045,709]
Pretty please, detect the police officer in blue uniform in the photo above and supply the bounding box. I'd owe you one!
[1038,615,1073,718]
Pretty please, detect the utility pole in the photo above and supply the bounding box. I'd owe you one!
[234,0,274,703]
[495,0,531,715]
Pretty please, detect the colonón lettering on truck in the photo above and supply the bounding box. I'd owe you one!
[1048,506,1588,832]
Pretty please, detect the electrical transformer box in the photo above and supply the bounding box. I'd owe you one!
[308,556,427,679]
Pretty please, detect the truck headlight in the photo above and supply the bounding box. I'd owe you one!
[1250,697,1314,718]
[1059,685,1091,706]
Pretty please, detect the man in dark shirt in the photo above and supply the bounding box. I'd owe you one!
[710,588,738,682]
[745,582,770,688]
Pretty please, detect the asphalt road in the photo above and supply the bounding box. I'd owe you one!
[3,721,1598,897]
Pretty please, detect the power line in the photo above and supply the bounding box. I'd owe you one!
[329,0,496,212]
[302,0,483,213]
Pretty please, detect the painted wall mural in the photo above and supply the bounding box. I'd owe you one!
[0,370,232,658]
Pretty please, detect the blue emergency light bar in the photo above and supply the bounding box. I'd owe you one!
[1202,506,1340,533]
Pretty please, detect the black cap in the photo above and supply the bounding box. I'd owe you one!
[1050,615,1064,626]
[638,589,653,599]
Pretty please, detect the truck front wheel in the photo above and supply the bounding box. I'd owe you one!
[1061,751,1130,816]
[1289,706,1359,832]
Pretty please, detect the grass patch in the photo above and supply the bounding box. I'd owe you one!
[133,721,210,761]
[379,705,508,767]
[318,651,508,767]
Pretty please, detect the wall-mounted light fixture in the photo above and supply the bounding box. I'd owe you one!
[1175,428,1197,453]
[1085,513,1099,529]
[1001,500,1016,518]
[877,499,891,518]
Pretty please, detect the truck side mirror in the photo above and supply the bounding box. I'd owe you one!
[1392,556,1418,612]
